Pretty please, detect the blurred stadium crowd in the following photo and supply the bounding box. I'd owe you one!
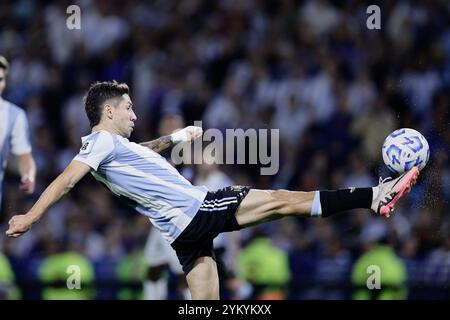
[0,0,449,299]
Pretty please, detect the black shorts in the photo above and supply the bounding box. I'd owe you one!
[170,186,251,275]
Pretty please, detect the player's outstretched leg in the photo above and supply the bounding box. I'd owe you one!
[234,167,420,227]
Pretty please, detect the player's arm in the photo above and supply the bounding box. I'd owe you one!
[10,109,36,193]
[17,153,36,194]
[139,126,203,153]
[6,160,91,238]
[140,135,174,153]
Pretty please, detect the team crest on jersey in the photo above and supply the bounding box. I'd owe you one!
[80,141,93,154]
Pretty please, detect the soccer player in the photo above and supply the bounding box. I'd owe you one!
[0,55,36,210]
[5,81,419,300]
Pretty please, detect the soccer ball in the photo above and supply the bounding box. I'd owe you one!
[382,128,430,175]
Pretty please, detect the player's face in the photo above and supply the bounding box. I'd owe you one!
[114,94,136,137]
[0,69,6,96]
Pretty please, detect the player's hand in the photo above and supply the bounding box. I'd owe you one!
[19,174,35,194]
[185,126,203,142]
[5,214,35,238]
[171,126,203,144]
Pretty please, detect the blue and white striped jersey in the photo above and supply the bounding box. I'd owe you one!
[73,130,208,243]
[0,98,32,201]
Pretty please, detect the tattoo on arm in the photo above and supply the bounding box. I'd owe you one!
[140,136,173,153]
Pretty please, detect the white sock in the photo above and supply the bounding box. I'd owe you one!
[310,191,322,217]
[144,279,168,300]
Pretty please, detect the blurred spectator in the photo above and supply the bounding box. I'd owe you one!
[116,247,145,300]
[238,234,291,299]
[38,242,95,300]
[351,221,407,300]
[0,252,20,299]
[351,95,396,163]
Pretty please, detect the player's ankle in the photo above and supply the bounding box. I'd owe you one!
[317,188,373,217]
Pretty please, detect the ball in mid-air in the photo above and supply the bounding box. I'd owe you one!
[382,128,430,175]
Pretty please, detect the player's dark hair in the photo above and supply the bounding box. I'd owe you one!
[0,55,9,74]
[83,80,129,128]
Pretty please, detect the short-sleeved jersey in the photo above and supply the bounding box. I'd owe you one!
[0,98,32,199]
[73,130,208,243]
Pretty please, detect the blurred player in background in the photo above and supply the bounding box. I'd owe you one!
[0,55,36,299]
[144,227,189,299]
[6,81,420,300]
[0,55,36,211]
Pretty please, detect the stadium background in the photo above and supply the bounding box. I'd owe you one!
[0,0,449,300]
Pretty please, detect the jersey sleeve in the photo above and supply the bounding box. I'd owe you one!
[73,131,115,171]
[10,109,32,155]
